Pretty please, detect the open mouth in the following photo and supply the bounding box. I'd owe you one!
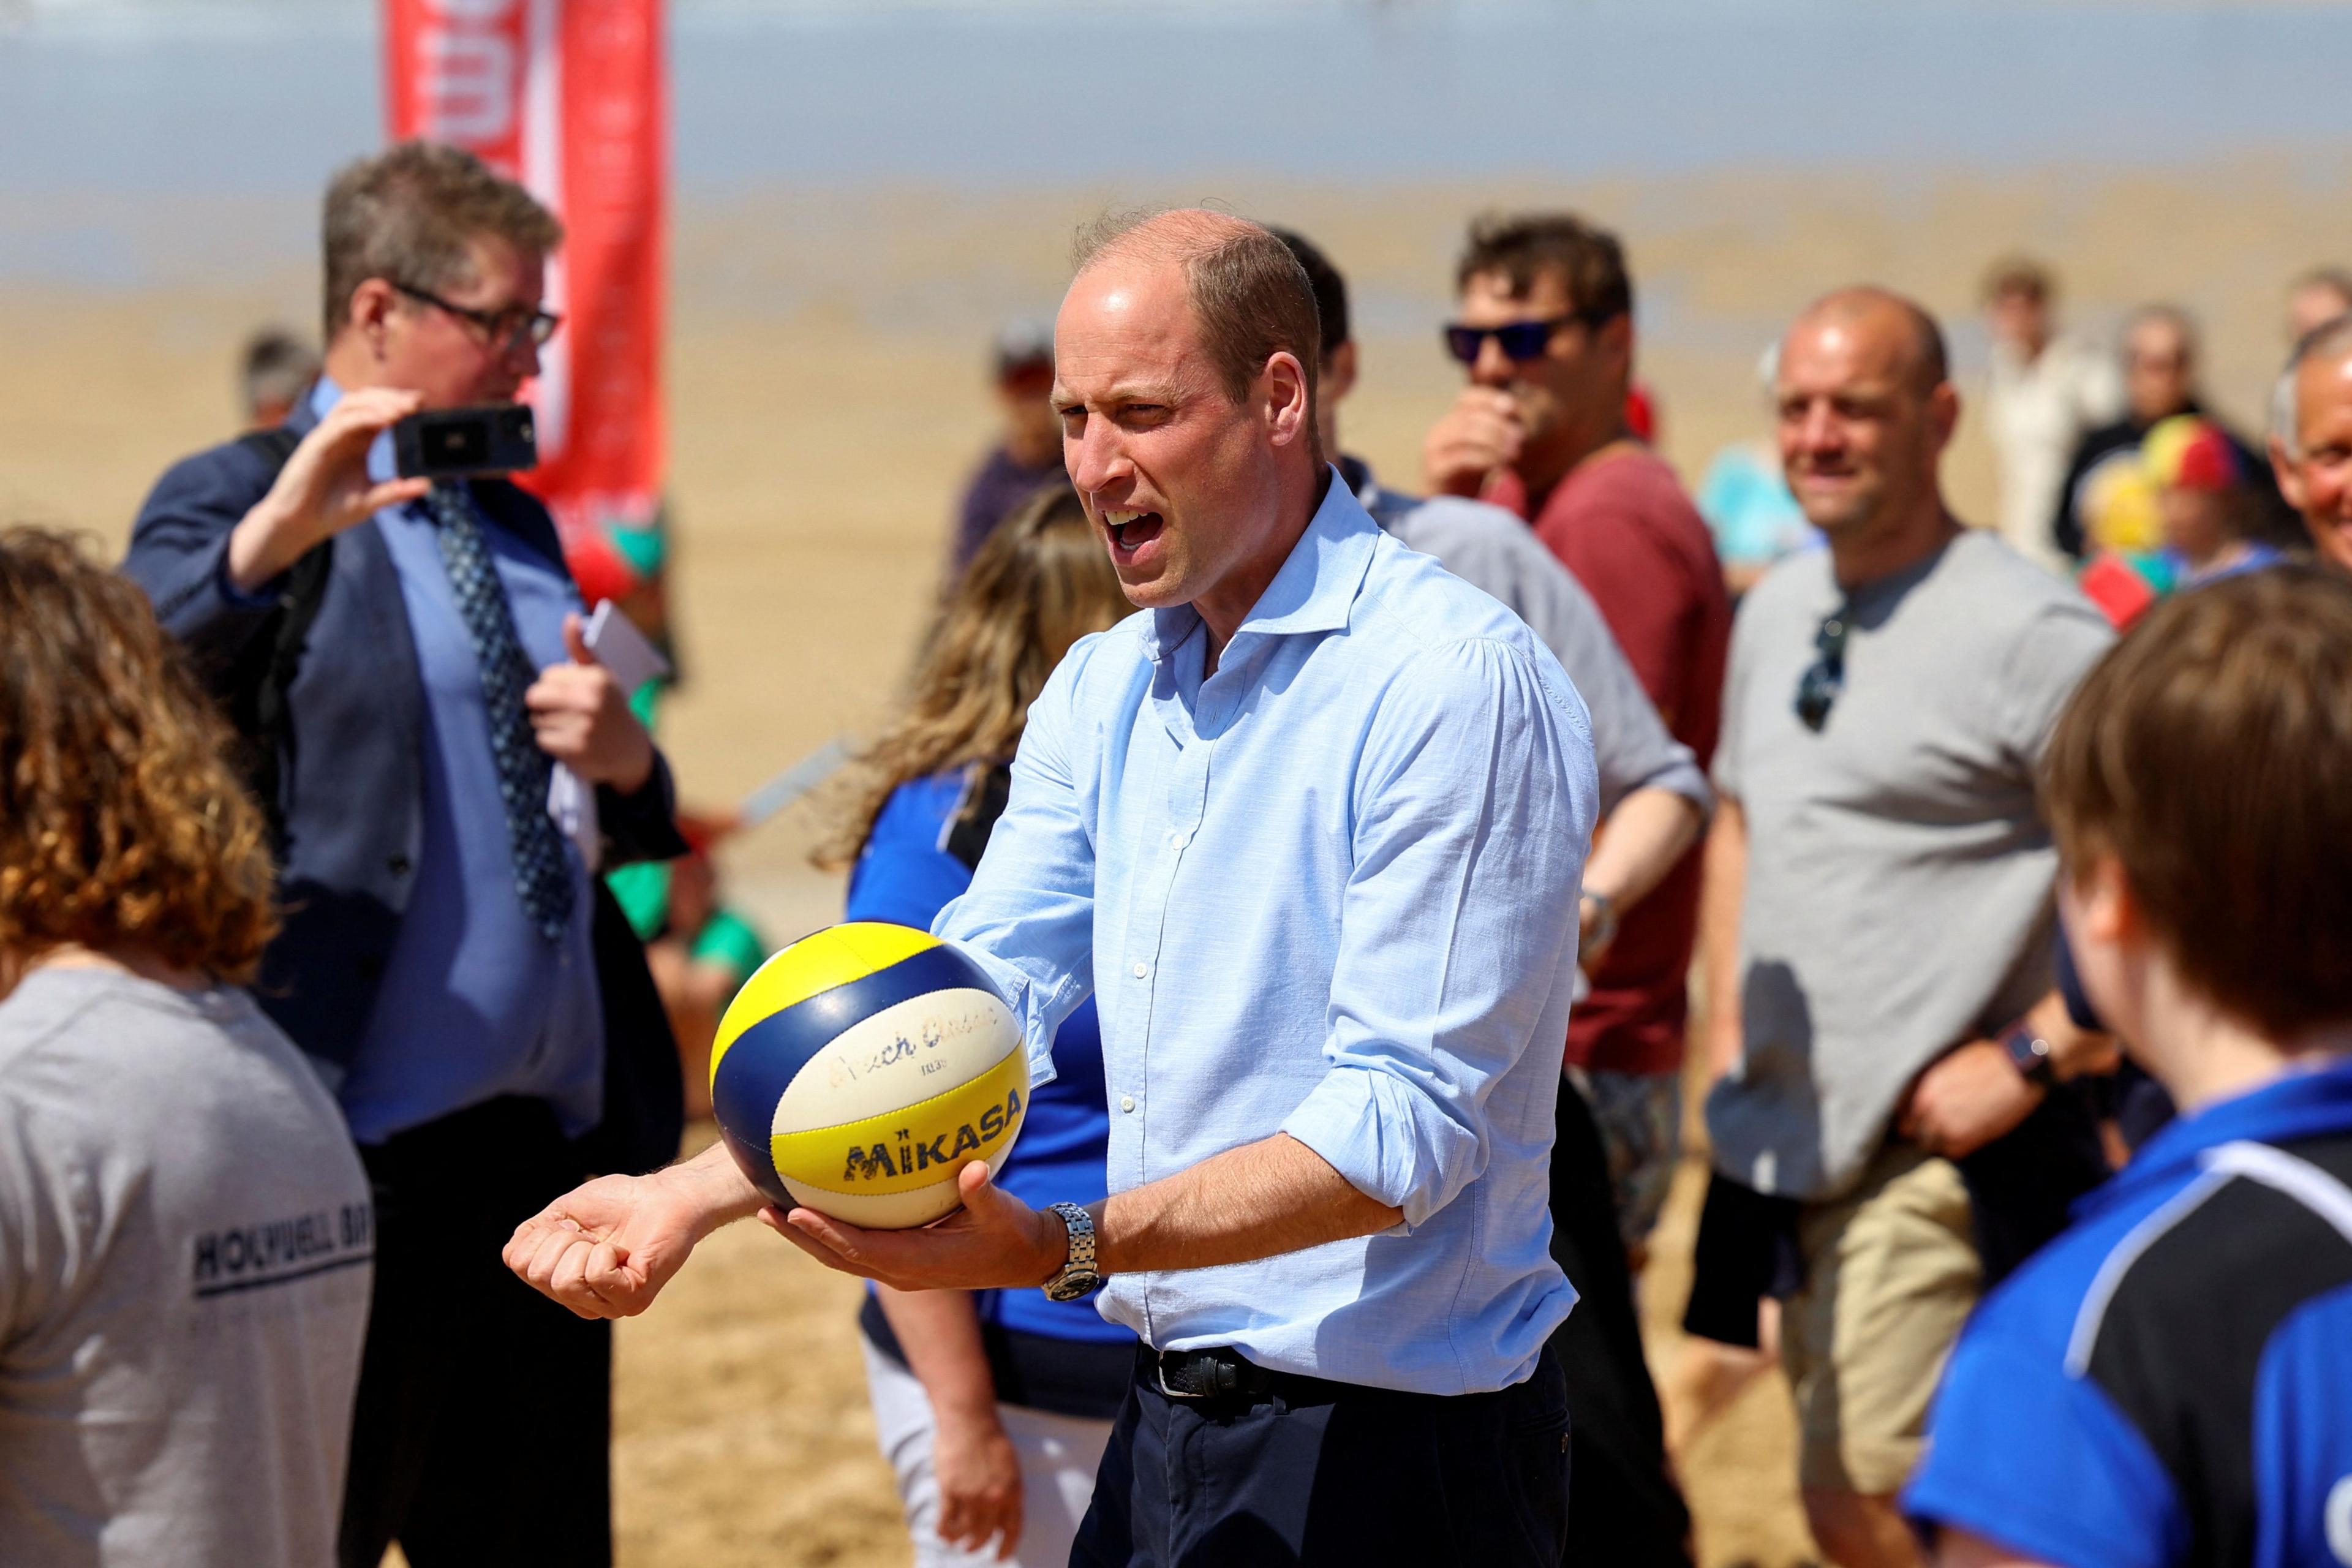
[1102,508,1167,561]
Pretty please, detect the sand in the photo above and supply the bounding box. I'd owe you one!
[5,160,2341,1566]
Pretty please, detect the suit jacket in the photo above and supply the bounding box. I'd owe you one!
[123,399,691,1087]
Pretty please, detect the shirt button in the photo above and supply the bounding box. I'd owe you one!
[1120,1095,1137,1113]
[1168,830,1189,849]
[1131,962,1148,979]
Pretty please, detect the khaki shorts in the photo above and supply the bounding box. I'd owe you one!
[1782,1142,1981,1496]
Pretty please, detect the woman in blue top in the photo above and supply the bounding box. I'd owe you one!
[815,486,1134,1567]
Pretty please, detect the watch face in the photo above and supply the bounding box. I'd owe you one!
[1044,1270,1102,1303]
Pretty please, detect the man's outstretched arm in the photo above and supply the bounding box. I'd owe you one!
[505,1133,1400,1319]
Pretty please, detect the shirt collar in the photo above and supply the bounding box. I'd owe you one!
[1140,466,1380,663]
[2086,1056,2352,1214]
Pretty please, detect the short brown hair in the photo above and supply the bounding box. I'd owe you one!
[1074,209,1323,462]
[0,530,279,981]
[1455,212,1632,323]
[1981,255,2054,306]
[2042,566,2352,1037]
[322,140,563,344]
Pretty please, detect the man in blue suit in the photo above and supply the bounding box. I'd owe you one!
[124,141,685,1568]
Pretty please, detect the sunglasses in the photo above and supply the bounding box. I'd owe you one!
[1442,309,1616,367]
[393,280,564,352]
[1793,607,1850,732]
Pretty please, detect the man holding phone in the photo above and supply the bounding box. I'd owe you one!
[124,140,684,1568]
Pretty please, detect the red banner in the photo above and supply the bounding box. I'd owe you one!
[383,0,667,576]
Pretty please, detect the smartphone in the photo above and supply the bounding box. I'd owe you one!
[393,404,538,479]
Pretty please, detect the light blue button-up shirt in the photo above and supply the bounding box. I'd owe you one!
[936,473,1599,1395]
[303,378,605,1145]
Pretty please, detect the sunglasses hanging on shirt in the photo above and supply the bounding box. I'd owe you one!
[1794,606,1852,732]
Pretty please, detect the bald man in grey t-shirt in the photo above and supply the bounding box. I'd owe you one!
[1697,288,2114,1568]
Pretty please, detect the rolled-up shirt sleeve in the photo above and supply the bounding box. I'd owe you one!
[1281,636,1597,1227]
[932,639,1102,1090]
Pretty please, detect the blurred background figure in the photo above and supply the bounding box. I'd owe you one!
[949,318,1062,577]
[2148,414,2277,587]
[0,527,372,1568]
[2076,413,2277,628]
[1697,344,1821,597]
[2269,312,2352,572]
[817,487,1136,1568]
[1980,256,2121,573]
[123,141,687,1568]
[2283,263,2352,344]
[2053,305,2286,560]
[238,325,321,430]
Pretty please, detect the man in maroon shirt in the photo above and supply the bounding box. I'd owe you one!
[1425,212,1732,1257]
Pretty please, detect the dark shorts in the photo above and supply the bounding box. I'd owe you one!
[1071,1345,1570,1567]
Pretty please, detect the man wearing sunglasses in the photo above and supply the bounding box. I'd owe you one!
[1697,288,2114,1568]
[1424,209,1732,1264]
[124,140,683,1567]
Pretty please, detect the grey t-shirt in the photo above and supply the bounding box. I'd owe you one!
[0,967,374,1568]
[1705,529,2113,1200]
[1350,460,1711,817]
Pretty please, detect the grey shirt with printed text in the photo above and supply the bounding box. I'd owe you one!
[1705,529,2113,1200]
[0,968,373,1568]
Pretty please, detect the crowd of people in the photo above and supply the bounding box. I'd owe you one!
[2,135,2350,1568]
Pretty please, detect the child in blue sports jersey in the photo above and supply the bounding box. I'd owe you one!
[813,486,1135,1568]
[1906,565,2352,1568]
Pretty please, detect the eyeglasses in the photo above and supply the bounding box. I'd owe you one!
[1794,607,1850,732]
[1441,309,1617,367]
[393,281,563,351]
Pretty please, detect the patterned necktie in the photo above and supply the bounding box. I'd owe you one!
[424,481,575,943]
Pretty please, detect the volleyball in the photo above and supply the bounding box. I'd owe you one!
[709,922,1029,1229]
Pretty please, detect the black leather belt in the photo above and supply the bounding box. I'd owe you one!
[1146,1345,1355,1407]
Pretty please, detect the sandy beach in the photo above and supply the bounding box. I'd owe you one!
[3,159,2342,1566]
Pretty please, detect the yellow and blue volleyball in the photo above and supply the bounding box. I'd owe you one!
[709,922,1028,1229]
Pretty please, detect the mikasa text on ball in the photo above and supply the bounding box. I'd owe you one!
[709,922,1028,1229]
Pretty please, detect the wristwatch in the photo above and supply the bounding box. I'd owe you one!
[1580,887,1618,952]
[1042,1202,1103,1303]
[2000,1022,2059,1089]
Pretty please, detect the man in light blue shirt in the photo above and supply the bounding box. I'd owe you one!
[510,211,1597,1564]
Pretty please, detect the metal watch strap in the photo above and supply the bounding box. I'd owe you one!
[1044,1202,1100,1301]
[2002,1022,2059,1088]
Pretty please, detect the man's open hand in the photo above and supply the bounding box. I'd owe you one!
[527,612,655,793]
[227,386,431,592]
[764,1161,1068,1293]
[505,1146,765,1319]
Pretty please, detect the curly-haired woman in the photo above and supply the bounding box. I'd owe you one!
[0,529,371,1568]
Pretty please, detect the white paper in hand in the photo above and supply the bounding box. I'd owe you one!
[548,600,673,873]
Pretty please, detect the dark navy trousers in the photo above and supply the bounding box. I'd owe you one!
[1070,1346,1571,1567]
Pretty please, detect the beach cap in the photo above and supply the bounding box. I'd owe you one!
[2143,415,2242,492]
[992,317,1055,378]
